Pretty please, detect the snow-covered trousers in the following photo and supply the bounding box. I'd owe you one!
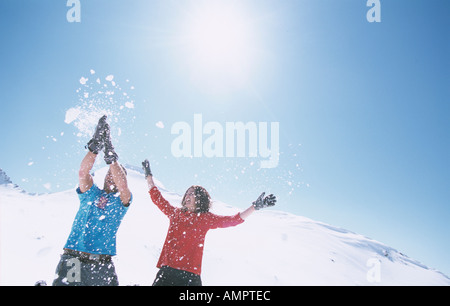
[152,265,202,286]
[52,253,119,286]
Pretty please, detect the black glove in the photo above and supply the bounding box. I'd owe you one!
[103,123,118,165]
[252,192,276,210]
[142,159,153,177]
[86,115,108,154]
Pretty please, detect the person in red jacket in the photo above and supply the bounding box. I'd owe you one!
[141,159,276,286]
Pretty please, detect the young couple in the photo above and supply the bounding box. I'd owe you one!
[52,116,277,286]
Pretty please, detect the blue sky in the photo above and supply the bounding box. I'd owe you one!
[1,0,449,278]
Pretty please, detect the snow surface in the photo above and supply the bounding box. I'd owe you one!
[0,167,449,286]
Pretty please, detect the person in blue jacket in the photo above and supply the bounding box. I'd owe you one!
[52,116,132,286]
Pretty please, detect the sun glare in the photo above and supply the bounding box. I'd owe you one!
[180,1,259,94]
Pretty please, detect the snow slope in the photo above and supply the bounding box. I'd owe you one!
[0,167,449,286]
[0,169,12,185]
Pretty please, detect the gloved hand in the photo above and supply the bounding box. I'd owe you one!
[86,115,108,154]
[142,159,153,177]
[103,123,118,165]
[252,192,277,210]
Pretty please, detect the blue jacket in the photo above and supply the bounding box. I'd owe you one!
[64,184,131,255]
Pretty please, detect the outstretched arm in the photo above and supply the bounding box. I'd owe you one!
[110,162,131,205]
[78,151,96,193]
[239,205,256,220]
[240,192,277,220]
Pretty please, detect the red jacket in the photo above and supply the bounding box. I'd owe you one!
[149,187,244,275]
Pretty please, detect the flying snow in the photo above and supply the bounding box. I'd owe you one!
[65,70,137,143]
[79,77,88,85]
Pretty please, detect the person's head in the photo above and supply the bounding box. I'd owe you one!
[181,185,211,213]
[103,164,127,193]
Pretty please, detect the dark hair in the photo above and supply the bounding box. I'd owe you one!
[182,185,211,213]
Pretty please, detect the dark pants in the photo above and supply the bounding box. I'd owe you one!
[152,266,202,286]
[52,253,119,286]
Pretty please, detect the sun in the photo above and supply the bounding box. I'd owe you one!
[179,0,259,94]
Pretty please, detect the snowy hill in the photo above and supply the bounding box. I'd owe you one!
[0,169,12,185]
[0,167,449,286]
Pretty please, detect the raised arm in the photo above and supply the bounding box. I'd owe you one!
[142,159,155,190]
[142,159,176,217]
[79,115,108,193]
[109,162,131,205]
[78,151,96,193]
[101,118,131,205]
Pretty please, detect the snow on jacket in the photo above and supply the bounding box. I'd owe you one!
[64,184,131,255]
[149,186,244,275]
